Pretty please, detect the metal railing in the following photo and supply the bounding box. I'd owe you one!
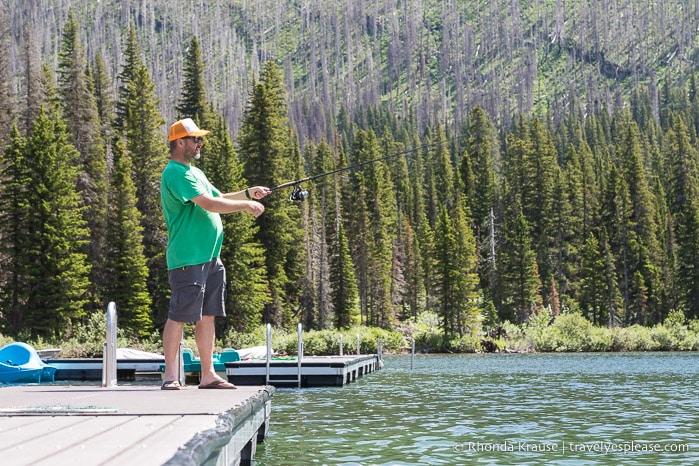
[265,323,304,388]
[102,302,117,387]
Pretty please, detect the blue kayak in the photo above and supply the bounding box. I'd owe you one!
[0,342,57,384]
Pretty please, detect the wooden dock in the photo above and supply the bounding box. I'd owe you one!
[0,383,274,466]
[226,354,382,387]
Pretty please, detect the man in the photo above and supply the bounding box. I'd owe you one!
[160,118,270,390]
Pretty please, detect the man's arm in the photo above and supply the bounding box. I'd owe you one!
[191,194,265,217]
[221,186,271,201]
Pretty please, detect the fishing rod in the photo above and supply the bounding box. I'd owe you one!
[271,137,462,202]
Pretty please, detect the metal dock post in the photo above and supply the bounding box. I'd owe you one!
[102,302,117,387]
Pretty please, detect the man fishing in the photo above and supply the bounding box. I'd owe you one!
[159,118,270,390]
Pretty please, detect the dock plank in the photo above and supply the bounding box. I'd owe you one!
[0,416,56,434]
[3,416,136,464]
[96,416,218,465]
[0,416,101,451]
[26,415,212,466]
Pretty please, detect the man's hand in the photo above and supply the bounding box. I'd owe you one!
[247,186,271,200]
[246,201,265,217]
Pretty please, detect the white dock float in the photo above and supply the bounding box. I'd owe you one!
[47,358,164,381]
[0,384,274,466]
[226,354,381,387]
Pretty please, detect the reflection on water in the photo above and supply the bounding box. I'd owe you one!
[255,352,699,465]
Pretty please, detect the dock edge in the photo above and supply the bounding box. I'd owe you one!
[163,385,276,466]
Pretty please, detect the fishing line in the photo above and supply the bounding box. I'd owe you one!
[271,136,464,202]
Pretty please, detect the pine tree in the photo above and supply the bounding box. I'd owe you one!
[318,141,361,329]
[57,10,109,312]
[114,25,144,132]
[600,164,634,324]
[523,118,559,295]
[19,108,91,338]
[198,110,270,332]
[399,218,423,321]
[20,27,44,135]
[348,129,398,328]
[462,106,501,312]
[0,9,14,152]
[578,232,609,325]
[406,136,433,317]
[238,60,305,327]
[421,126,454,228]
[176,37,208,120]
[308,140,337,329]
[330,222,360,328]
[433,199,480,338]
[92,54,116,145]
[550,161,574,312]
[463,105,499,232]
[122,65,169,324]
[104,139,152,337]
[499,208,542,324]
[665,116,699,319]
[614,114,661,323]
[0,126,31,334]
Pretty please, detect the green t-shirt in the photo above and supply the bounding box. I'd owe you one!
[160,160,224,269]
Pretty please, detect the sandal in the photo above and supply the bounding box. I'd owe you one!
[161,380,182,390]
[198,379,237,389]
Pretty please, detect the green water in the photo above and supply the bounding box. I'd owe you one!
[255,352,698,465]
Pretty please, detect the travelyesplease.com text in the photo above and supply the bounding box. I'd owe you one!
[453,441,690,455]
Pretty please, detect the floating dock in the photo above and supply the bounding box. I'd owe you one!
[47,358,163,381]
[0,383,274,466]
[226,354,381,387]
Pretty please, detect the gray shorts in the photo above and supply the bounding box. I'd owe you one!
[168,258,226,323]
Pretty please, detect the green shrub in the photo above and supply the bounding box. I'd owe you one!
[687,320,699,350]
[412,330,446,352]
[587,326,612,351]
[499,321,524,341]
[553,313,596,351]
[448,334,482,353]
[57,312,112,357]
[529,312,608,352]
[524,307,554,350]
[224,324,269,349]
[609,326,634,351]
[301,331,329,355]
[0,333,15,348]
[224,325,405,356]
[338,326,405,354]
[626,325,657,351]
[650,325,677,350]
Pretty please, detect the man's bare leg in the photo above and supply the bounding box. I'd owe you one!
[195,315,226,386]
[163,318,184,383]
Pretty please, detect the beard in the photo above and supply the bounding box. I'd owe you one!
[186,148,201,161]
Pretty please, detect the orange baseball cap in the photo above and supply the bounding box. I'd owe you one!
[168,118,211,141]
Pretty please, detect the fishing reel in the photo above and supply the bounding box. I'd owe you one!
[289,184,309,202]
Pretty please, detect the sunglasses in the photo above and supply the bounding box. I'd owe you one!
[183,136,203,143]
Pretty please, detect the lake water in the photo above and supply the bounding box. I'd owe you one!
[254,352,699,465]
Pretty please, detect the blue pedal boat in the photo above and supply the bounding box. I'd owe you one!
[159,348,240,382]
[0,342,57,384]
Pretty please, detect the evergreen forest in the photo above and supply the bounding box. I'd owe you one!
[2,1,699,348]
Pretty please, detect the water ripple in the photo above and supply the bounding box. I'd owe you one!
[256,352,699,465]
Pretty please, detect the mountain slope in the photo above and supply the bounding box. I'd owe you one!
[6,0,696,145]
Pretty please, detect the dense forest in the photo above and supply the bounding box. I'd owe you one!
[2,1,699,343]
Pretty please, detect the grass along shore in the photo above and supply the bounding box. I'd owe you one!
[1,309,698,358]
